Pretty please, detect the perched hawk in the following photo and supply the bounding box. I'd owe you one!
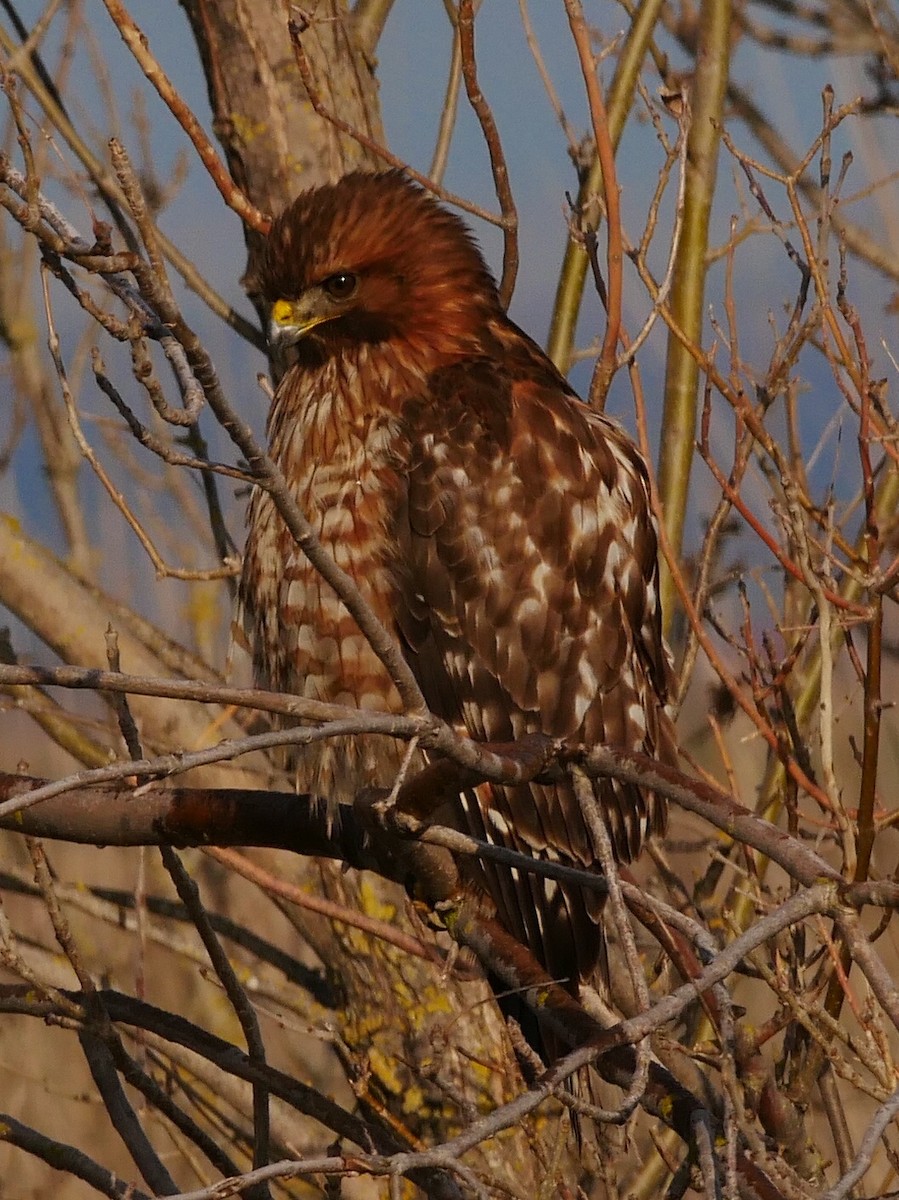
[241,169,675,1024]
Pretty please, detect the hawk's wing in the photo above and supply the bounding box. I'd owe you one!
[393,342,674,987]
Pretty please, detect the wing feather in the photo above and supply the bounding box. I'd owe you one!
[393,343,675,989]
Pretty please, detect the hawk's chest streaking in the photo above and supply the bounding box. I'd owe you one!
[240,350,423,804]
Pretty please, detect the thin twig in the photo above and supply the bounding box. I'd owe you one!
[97,0,266,231]
[562,0,622,405]
[457,0,518,306]
[288,18,505,229]
[160,847,272,1199]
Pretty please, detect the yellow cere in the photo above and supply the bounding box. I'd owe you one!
[271,298,296,326]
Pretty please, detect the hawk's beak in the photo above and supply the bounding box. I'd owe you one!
[269,297,334,347]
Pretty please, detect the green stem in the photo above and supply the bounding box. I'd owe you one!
[656,0,731,633]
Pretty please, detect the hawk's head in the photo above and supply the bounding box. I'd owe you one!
[260,171,501,362]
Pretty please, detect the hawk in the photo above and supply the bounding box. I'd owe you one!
[241,169,675,1027]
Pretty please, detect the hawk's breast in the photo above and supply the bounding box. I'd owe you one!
[240,355,420,804]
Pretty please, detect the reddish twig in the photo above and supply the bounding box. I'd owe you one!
[97,0,268,232]
[287,18,506,230]
[204,847,437,964]
[457,0,518,306]
[563,0,622,406]
[697,396,867,615]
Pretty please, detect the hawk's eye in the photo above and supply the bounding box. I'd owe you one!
[323,272,358,301]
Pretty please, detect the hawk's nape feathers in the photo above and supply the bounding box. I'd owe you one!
[241,169,676,1027]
